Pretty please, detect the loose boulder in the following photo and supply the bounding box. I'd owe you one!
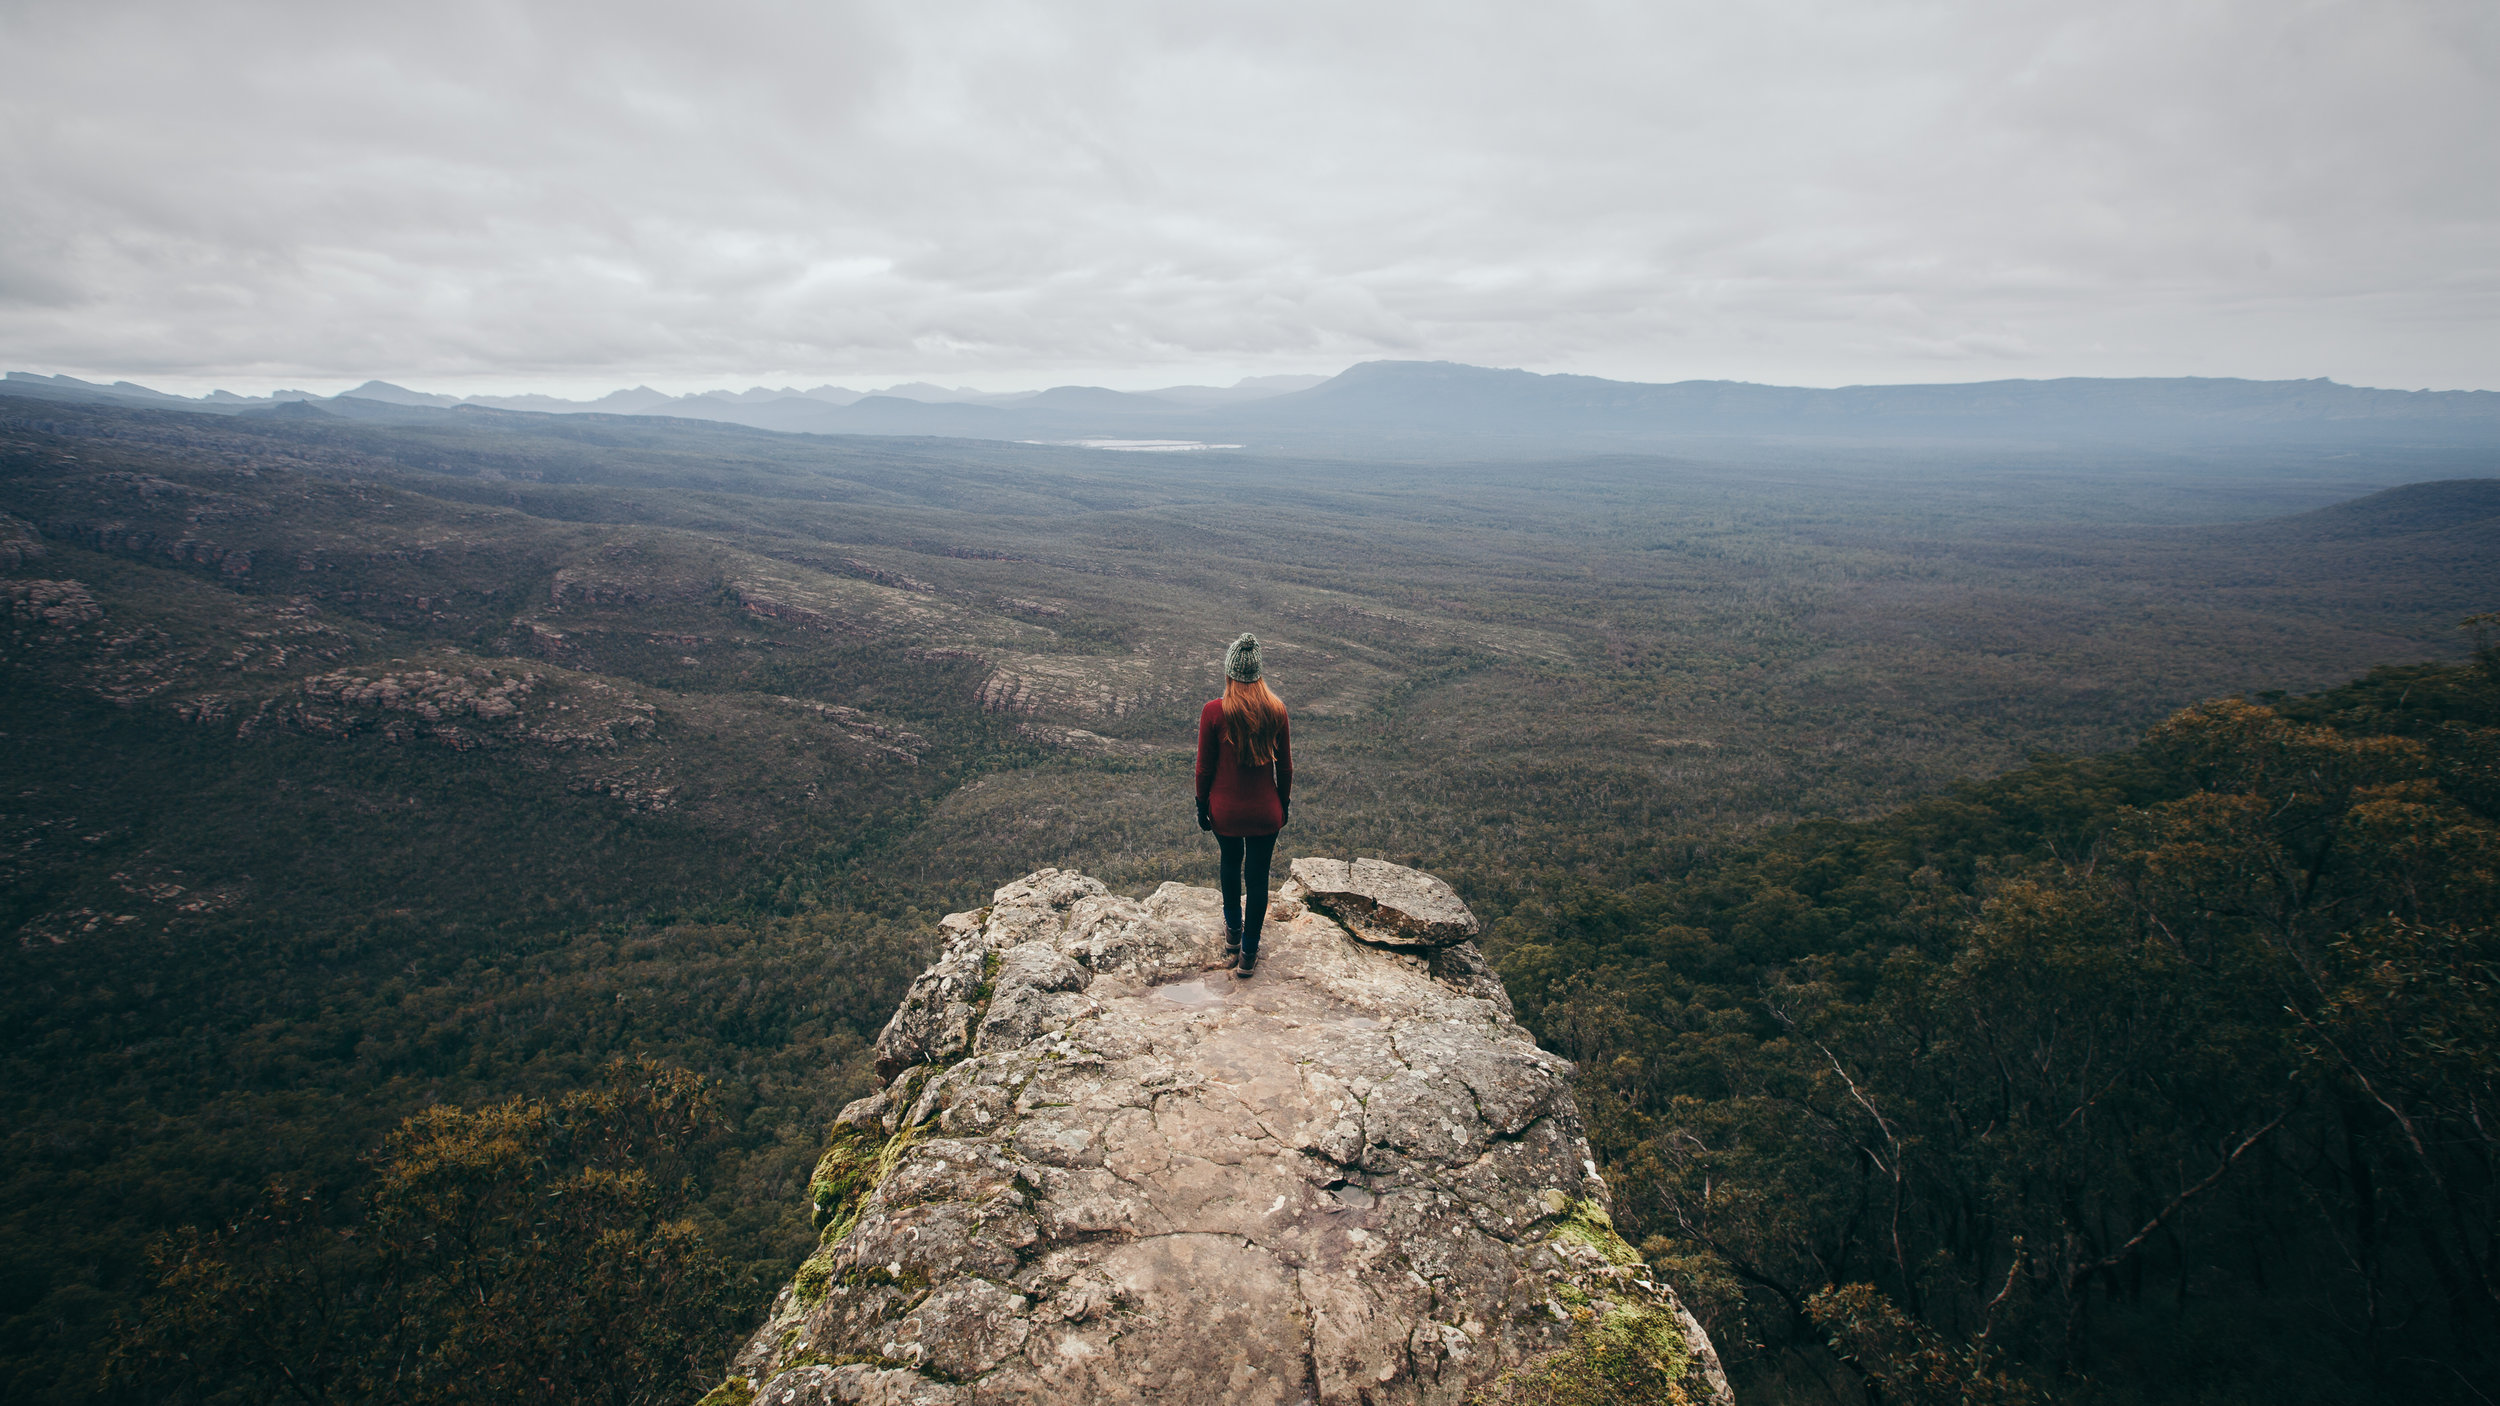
[1280,856,1483,950]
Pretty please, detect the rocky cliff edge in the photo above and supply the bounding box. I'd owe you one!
[704,860,1733,1406]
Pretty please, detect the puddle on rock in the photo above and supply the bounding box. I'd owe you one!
[1152,977,1230,1009]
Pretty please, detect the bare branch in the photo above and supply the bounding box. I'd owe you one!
[2068,1111,2288,1290]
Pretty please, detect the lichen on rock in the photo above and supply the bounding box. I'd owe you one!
[717,862,1732,1405]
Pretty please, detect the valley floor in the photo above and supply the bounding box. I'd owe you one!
[3,391,2493,1403]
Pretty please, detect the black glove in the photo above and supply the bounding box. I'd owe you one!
[1197,800,1214,831]
[1279,798,1290,828]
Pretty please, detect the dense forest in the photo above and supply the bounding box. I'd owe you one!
[2,391,2493,1402]
[1496,649,2500,1403]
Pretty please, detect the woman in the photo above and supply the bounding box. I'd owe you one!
[1196,632,1292,977]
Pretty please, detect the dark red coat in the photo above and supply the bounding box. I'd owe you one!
[1196,698,1292,837]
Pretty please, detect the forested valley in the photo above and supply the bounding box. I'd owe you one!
[2,391,2493,1403]
[1498,653,2500,1404]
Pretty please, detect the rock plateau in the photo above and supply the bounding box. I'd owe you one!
[711,861,1731,1406]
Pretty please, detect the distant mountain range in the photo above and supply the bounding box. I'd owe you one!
[7,362,2497,450]
[0,370,1327,418]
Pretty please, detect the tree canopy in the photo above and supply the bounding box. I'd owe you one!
[1494,654,2500,1402]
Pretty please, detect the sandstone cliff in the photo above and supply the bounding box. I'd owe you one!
[706,861,1732,1406]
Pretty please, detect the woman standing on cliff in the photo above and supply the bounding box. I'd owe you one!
[1197,633,1292,977]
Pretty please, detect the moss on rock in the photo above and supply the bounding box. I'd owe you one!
[1472,1298,1700,1406]
[792,1246,841,1308]
[797,1119,926,1307]
[808,1122,919,1235]
[1549,1197,1643,1267]
[1480,1198,1709,1403]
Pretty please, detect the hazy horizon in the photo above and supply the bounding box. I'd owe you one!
[13,359,2499,407]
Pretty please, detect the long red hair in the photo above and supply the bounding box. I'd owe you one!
[1221,677,1286,766]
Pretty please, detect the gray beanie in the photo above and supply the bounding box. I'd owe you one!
[1224,632,1263,683]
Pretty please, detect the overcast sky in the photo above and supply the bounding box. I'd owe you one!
[2,0,2494,396]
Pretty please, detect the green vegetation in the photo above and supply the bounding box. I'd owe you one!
[1,393,2493,1402]
[1550,1197,1644,1268]
[1496,656,2500,1402]
[1476,1297,1700,1406]
[109,1059,741,1406]
[807,1122,916,1239]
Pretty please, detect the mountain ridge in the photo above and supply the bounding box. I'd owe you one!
[2257,476,2500,539]
[10,362,2498,451]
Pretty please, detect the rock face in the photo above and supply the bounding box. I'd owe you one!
[711,864,1731,1406]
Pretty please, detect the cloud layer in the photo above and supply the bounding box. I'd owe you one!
[3,0,2494,392]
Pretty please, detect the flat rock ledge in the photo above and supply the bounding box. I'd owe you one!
[707,865,1732,1406]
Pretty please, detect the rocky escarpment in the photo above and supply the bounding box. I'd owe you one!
[709,862,1731,1406]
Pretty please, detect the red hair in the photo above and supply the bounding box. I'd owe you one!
[1221,677,1286,766]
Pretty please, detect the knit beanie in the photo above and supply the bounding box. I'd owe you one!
[1224,632,1263,683]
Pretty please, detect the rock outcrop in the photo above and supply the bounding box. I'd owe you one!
[710,864,1731,1406]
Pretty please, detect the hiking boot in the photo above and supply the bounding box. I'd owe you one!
[1221,923,1241,965]
[1235,946,1258,978]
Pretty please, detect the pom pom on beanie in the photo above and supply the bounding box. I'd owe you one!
[1224,632,1263,682]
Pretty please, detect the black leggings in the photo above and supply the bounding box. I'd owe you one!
[1217,832,1278,952]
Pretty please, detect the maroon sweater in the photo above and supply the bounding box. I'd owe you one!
[1196,698,1293,837]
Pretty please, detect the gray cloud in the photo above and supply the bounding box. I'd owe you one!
[2,0,2494,393]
